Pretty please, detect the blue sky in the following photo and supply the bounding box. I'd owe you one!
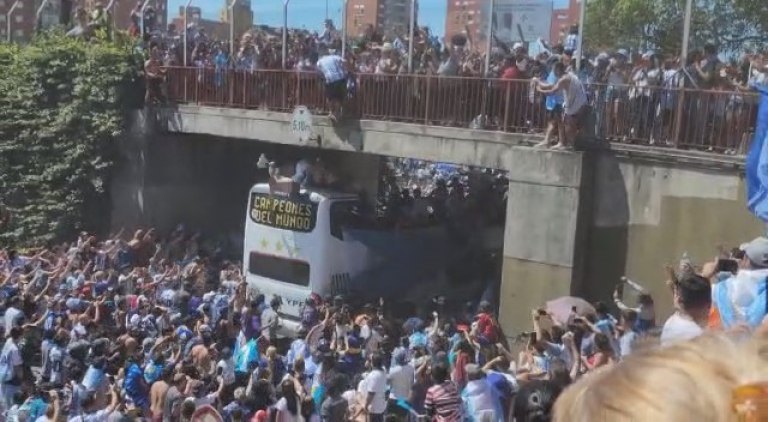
[168,0,568,38]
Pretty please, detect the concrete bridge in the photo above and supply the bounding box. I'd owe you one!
[115,93,759,333]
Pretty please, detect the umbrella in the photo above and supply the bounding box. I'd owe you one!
[546,296,595,325]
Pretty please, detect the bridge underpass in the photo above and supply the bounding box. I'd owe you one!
[114,106,761,334]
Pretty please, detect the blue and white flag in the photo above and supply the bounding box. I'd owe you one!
[746,85,768,221]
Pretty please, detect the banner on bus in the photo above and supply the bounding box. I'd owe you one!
[249,192,318,232]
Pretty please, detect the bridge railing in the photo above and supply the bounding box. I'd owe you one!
[163,66,759,154]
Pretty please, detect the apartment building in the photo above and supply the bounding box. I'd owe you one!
[346,0,417,39]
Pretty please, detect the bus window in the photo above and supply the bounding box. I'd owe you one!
[248,252,310,286]
[329,200,362,240]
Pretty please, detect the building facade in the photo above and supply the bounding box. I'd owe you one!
[445,0,487,50]
[219,0,251,40]
[346,0,416,39]
[112,0,168,32]
[0,0,38,42]
[550,0,579,46]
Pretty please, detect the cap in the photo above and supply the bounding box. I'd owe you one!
[512,42,524,51]
[741,237,768,267]
[616,48,629,58]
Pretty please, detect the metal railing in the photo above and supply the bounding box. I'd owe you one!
[162,67,759,154]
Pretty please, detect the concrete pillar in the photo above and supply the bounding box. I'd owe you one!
[498,148,589,335]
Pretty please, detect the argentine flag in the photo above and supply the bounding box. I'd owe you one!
[746,85,768,221]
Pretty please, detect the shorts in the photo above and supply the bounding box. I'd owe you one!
[565,106,588,128]
[387,399,409,417]
[547,104,563,119]
[325,79,347,102]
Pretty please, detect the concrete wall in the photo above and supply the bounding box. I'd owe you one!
[499,149,591,333]
[583,152,761,320]
[149,105,762,335]
[160,105,541,171]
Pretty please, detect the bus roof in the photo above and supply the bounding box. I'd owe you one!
[250,183,359,202]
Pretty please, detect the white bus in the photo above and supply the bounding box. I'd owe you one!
[242,181,373,332]
[243,180,504,334]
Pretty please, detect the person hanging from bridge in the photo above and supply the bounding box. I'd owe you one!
[316,45,347,122]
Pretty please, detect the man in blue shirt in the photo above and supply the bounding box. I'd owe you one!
[316,46,347,121]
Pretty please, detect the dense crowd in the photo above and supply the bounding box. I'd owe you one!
[59,1,767,152]
[137,15,767,151]
[7,225,768,420]
[377,159,508,229]
[0,225,525,422]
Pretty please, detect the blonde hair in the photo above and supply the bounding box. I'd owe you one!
[553,334,768,422]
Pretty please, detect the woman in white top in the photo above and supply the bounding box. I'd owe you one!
[375,43,398,75]
[274,378,304,422]
[605,52,629,140]
[628,53,661,141]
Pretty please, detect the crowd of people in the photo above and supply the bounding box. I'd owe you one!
[0,224,527,422]
[6,223,768,420]
[142,16,766,151]
[51,0,767,151]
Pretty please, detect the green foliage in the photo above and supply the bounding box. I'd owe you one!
[0,31,142,247]
[584,0,768,55]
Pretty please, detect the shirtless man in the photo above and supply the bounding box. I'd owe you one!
[150,366,174,421]
[190,342,212,376]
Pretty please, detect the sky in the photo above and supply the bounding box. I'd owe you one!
[167,0,569,38]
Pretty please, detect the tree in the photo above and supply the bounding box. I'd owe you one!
[584,0,768,56]
[0,32,142,247]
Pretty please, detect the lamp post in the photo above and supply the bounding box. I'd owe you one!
[483,0,495,75]
[575,0,587,71]
[671,0,694,146]
[105,0,118,32]
[341,0,348,58]
[228,0,237,57]
[680,0,693,65]
[35,0,50,32]
[138,0,151,37]
[182,0,193,66]
[407,0,415,73]
[6,0,21,43]
[282,0,290,69]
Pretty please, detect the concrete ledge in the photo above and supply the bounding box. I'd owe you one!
[161,105,546,171]
[160,105,746,173]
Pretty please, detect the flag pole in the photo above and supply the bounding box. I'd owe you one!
[575,0,587,71]
[407,0,415,73]
[483,0,495,75]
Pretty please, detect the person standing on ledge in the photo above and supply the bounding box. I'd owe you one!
[532,62,588,151]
